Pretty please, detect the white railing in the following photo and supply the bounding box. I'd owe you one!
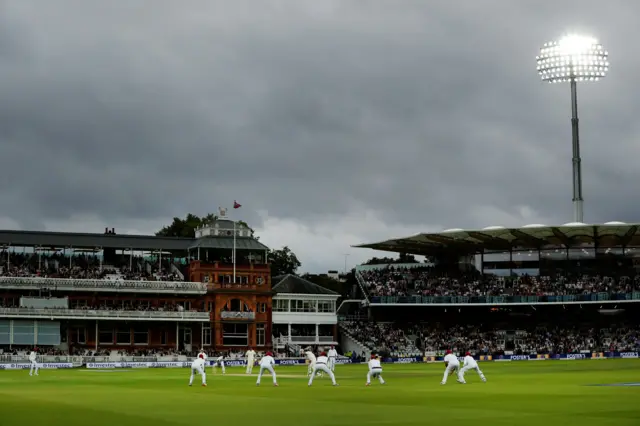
[354,271,370,302]
[289,335,335,343]
[278,334,301,353]
[0,355,188,363]
[171,263,185,280]
[338,314,365,322]
[0,307,210,322]
[339,322,373,351]
[0,277,207,294]
[220,311,256,320]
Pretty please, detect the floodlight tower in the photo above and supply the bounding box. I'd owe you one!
[536,35,609,223]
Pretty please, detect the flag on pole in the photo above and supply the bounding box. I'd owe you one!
[231,202,239,283]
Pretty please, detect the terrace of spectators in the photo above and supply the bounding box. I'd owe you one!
[0,252,206,294]
[0,347,269,364]
[356,266,640,305]
[353,223,640,305]
[0,294,211,322]
[341,320,640,357]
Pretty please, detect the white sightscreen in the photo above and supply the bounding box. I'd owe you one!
[0,320,9,345]
[37,321,61,345]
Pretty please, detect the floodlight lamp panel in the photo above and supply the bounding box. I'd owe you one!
[536,34,608,83]
[558,35,598,55]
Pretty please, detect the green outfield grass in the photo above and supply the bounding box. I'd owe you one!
[1,360,639,426]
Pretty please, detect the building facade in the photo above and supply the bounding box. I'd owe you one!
[271,275,340,349]
[0,219,273,351]
[189,260,272,348]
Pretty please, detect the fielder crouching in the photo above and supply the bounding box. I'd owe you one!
[366,354,385,386]
[458,352,486,384]
[441,350,461,385]
[307,352,338,387]
[256,351,278,387]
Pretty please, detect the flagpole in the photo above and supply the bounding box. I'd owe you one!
[232,218,236,284]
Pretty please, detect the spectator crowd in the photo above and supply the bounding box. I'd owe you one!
[0,299,197,313]
[0,346,269,361]
[0,252,183,282]
[342,320,640,356]
[359,266,640,298]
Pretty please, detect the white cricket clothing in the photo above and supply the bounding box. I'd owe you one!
[260,355,275,367]
[458,356,486,383]
[462,355,477,369]
[305,351,317,376]
[327,349,338,371]
[443,353,460,367]
[256,356,277,385]
[29,352,39,376]
[367,359,384,385]
[189,358,206,385]
[245,350,256,374]
[441,354,460,384]
[213,355,226,373]
[308,362,337,386]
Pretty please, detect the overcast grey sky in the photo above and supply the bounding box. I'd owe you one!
[0,1,638,273]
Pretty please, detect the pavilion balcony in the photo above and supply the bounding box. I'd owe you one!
[0,307,210,322]
[220,311,256,320]
[0,277,207,295]
[289,335,336,344]
[211,282,266,292]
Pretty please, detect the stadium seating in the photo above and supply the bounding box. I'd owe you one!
[341,321,422,357]
[0,346,269,363]
[357,266,640,298]
[340,320,640,354]
[0,252,183,281]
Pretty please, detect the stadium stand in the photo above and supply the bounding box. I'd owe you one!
[0,252,181,281]
[0,223,276,355]
[340,320,640,356]
[357,266,640,298]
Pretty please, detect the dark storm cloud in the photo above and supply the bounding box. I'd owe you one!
[1,0,639,240]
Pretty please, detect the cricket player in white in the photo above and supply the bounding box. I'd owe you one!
[441,350,460,385]
[29,349,39,376]
[213,354,226,374]
[307,352,338,387]
[366,355,385,386]
[305,349,317,377]
[458,352,486,384]
[245,349,256,374]
[327,346,338,371]
[256,351,278,387]
[189,351,207,387]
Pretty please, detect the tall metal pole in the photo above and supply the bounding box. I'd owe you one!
[538,36,607,223]
[232,220,237,284]
[570,78,583,223]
